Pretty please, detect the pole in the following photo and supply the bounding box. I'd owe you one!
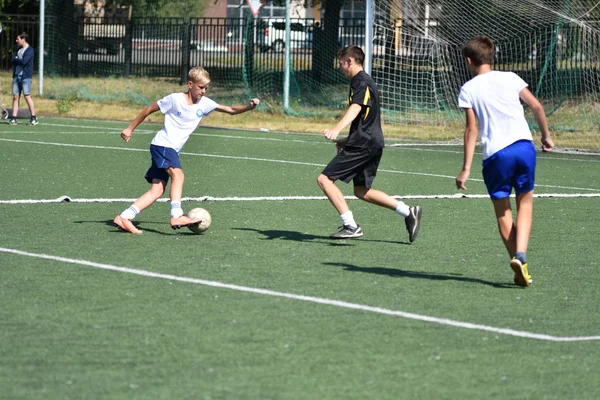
[39,0,45,96]
[365,0,374,74]
[283,0,291,112]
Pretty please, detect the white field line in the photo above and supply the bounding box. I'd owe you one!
[7,125,600,163]
[1,137,599,192]
[2,193,600,205]
[1,247,599,342]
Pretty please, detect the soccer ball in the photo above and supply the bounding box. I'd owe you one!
[187,207,211,234]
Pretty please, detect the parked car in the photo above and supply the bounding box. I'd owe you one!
[191,40,228,52]
[256,18,311,52]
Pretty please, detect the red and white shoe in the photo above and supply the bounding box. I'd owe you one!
[113,215,143,234]
[170,215,202,230]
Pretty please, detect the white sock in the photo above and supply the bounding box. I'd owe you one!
[120,204,140,220]
[170,201,184,218]
[395,201,410,217]
[340,211,358,228]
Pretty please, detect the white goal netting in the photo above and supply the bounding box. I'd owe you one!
[372,0,600,152]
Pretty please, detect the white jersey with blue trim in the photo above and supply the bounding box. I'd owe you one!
[151,93,218,153]
[458,71,533,160]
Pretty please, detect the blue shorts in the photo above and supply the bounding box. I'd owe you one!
[12,76,32,96]
[482,140,536,200]
[144,145,182,183]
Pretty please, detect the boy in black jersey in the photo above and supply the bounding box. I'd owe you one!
[319,46,422,242]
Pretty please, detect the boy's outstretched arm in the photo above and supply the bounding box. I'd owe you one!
[215,98,260,115]
[121,102,160,142]
[520,88,554,152]
[456,108,478,190]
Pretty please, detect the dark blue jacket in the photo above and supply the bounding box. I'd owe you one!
[12,46,35,79]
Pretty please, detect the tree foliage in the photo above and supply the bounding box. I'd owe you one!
[0,0,211,18]
[116,0,211,18]
[1,0,39,14]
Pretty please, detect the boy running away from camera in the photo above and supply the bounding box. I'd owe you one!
[455,35,554,286]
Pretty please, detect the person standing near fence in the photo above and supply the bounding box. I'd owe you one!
[9,32,38,126]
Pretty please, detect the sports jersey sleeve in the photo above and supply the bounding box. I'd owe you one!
[201,96,219,116]
[457,86,472,109]
[350,80,372,108]
[157,94,175,114]
[509,72,529,92]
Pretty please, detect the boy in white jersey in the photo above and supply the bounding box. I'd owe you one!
[455,35,554,286]
[114,67,260,234]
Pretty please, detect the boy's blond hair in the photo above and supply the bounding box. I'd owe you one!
[462,35,495,66]
[188,67,211,85]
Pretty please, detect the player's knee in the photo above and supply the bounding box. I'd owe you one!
[317,174,330,189]
[150,184,166,197]
[169,168,184,181]
[354,186,368,200]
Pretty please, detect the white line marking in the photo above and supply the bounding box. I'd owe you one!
[388,144,600,162]
[36,122,128,130]
[1,247,598,342]
[6,126,600,163]
[2,193,600,205]
[1,138,599,192]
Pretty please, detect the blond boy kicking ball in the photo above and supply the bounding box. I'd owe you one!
[114,66,260,234]
[455,36,554,286]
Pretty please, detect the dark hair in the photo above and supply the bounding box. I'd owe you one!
[17,32,29,42]
[462,35,494,66]
[337,45,364,66]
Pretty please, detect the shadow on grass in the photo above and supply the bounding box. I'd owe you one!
[77,219,200,236]
[323,262,515,289]
[234,228,408,246]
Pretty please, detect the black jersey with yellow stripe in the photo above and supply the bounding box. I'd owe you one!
[346,70,384,149]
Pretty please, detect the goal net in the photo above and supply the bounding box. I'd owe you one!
[370,0,600,152]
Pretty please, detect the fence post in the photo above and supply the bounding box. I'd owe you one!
[243,15,254,88]
[180,18,191,85]
[124,19,133,77]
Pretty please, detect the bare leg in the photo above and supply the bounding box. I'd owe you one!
[133,180,167,211]
[514,190,534,254]
[317,173,349,215]
[492,196,516,258]
[167,167,184,202]
[354,186,398,210]
[493,195,532,286]
[23,95,36,116]
[11,94,19,118]
[166,167,200,228]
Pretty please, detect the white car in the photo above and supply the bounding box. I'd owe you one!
[191,40,228,52]
[256,19,310,52]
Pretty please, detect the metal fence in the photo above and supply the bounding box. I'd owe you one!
[1,16,363,78]
[0,14,39,71]
[2,15,599,89]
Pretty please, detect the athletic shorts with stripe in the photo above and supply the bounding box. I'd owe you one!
[144,144,182,183]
